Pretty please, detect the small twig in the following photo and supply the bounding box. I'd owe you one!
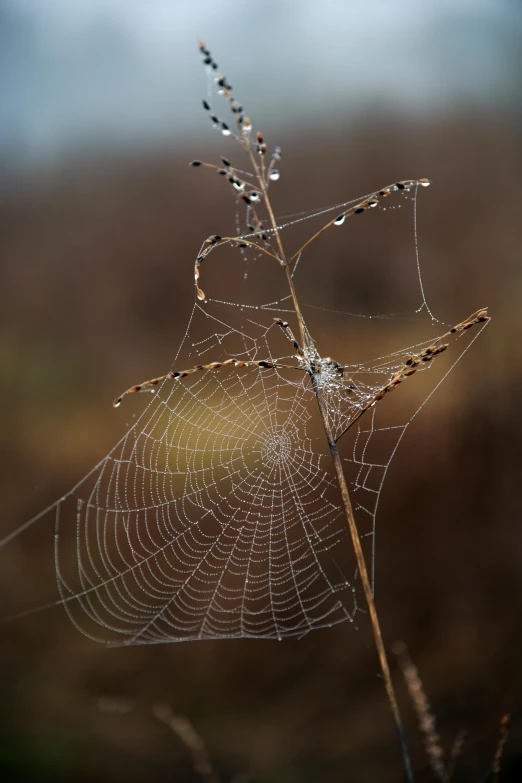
[335,308,490,443]
[273,317,306,357]
[153,702,220,783]
[194,234,281,302]
[113,356,303,407]
[289,178,431,264]
[493,714,510,783]
[447,729,468,780]
[392,641,449,783]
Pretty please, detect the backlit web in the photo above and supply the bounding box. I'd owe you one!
[0,46,489,646]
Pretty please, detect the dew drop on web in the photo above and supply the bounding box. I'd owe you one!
[269,170,280,181]
[333,213,346,226]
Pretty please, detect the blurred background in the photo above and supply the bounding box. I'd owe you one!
[1,0,521,781]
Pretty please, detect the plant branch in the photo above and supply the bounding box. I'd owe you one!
[289,179,431,264]
[252,133,414,783]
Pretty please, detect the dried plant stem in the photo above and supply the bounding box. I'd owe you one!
[447,729,467,780]
[315,388,414,783]
[153,703,220,783]
[493,714,510,783]
[256,161,414,783]
[393,642,448,783]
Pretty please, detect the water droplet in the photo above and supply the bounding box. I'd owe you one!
[333,213,345,226]
[197,288,206,301]
[368,200,378,208]
[221,128,231,137]
[419,178,431,187]
[249,192,261,202]
[233,181,245,191]
[269,170,280,181]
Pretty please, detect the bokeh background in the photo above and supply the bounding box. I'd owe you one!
[1,1,521,781]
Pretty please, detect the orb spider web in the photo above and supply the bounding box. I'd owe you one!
[1,293,488,646]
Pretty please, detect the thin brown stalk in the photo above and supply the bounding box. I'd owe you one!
[249,118,414,782]
[493,714,510,783]
[335,307,490,443]
[289,178,430,264]
[153,702,220,783]
[447,729,468,780]
[393,641,448,783]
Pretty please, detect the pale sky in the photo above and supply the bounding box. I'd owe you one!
[1,0,520,162]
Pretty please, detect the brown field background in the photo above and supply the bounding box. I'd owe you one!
[0,3,521,782]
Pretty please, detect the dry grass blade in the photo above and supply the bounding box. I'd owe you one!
[447,729,468,780]
[492,714,510,783]
[289,178,431,263]
[153,703,220,783]
[113,356,303,407]
[335,308,491,442]
[393,641,449,782]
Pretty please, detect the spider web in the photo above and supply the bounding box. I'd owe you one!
[0,63,489,645]
[54,313,359,645]
[0,281,487,646]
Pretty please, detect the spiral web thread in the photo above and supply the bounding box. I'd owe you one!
[54,306,400,646]
[55,306,368,645]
